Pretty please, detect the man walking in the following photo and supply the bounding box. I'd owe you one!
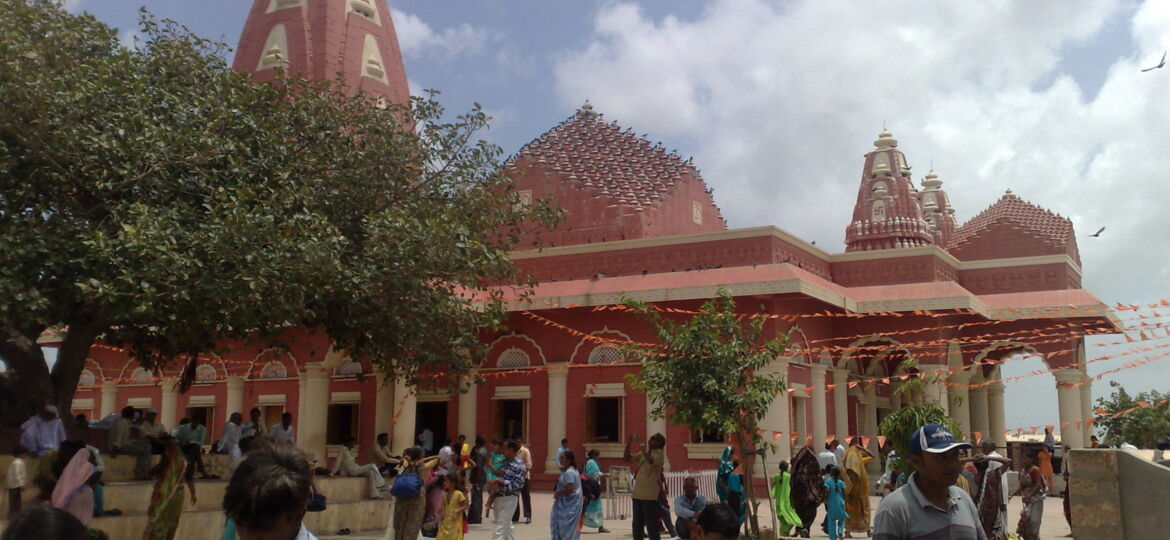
[625,432,666,540]
[487,439,527,540]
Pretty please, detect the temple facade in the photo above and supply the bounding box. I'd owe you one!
[67,0,1115,488]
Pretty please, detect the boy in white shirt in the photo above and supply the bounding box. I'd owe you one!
[7,445,29,517]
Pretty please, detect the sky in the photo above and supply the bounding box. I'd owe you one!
[61,0,1170,439]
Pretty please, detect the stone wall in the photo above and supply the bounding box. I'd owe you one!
[1068,448,1170,538]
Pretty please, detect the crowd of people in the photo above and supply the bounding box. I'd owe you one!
[8,404,1122,540]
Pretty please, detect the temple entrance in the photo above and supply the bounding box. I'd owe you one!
[494,399,527,441]
[415,401,448,455]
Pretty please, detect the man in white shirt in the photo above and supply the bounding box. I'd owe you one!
[269,412,295,445]
[331,437,387,499]
[420,428,435,454]
[817,442,839,472]
[241,407,268,440]
[220,412,244,468]
[438,439,455,474]
[136,408,168,454]
[831,439,846,468]
[19,405,67,457]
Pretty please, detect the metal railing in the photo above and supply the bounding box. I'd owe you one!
[605,468,718,520]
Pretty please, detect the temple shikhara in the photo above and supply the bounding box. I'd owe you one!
[67,0,1116,487]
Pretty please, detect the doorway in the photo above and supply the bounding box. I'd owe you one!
[415,401,448,455]
[494,399,527,441]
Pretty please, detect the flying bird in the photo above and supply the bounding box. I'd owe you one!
[1089,226,1105,238]
[1141,51,1166,72]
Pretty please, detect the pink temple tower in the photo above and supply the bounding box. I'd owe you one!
[232,0,410,106]
[844,130,935,251]
[918,169,957,247]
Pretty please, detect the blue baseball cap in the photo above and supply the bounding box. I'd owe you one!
[909,423,971,455]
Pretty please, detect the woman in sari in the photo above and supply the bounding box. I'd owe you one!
[388,447,441,540]
[770,460,802,537]
[581,449,609,533]
[551,450,582,540]
[1013,452,1045,540]
[716,446,733,504]
[49,445,94,526]
[436,473,468,540]
[143,440,197,540]
[790,446,826,538]
[841,439,873,537]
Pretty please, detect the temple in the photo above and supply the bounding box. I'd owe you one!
[67,0,1117,488]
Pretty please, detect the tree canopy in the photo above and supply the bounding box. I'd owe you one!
[1093,380,1170,448]
[0,0,556,424]
[622,289,787,537]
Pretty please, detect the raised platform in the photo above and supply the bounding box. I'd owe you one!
[0,451,234,488]
[0,476,388,539]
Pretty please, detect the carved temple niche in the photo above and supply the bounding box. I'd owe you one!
[256,24,289,71]
[871,200,887,222]
[362,34,388,82]
[871,152,891,177]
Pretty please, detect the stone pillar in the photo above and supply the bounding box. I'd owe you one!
[988,383,1006,448]
[99,380,118,418]
[225,376,246,426]
[546,365,569,474]
[1079,376,1093,447]
[862,384,878,445]
[759,359,792,462]
[948,372,972,438]
[391,378,417,454]
[1054,369,1084,449]
[457,372,478,442]
[832,369,849,439]
[297,365,330,460]
[159,380,179,430]
[373,373,395,440]
[921,367,948,414]
[969,387,990,441]
[810,364,828,450]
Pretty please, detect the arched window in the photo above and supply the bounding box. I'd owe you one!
[195,364,218,382]
[587,345,624,365]
[78,369,96,387]
[496,349,530,369]
[335,359,363,377]
[260,360,288,379]
[789,344,807,364]
[129,367,152,383]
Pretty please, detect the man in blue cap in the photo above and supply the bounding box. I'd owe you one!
[872,423,987,540]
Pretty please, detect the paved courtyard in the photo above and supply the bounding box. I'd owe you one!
[320,492,1074,539]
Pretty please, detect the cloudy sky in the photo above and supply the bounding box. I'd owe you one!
[67,0,1170,438]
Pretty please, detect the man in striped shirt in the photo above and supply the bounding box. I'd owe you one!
[487,439,527,540]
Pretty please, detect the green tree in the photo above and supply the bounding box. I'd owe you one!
[622,289,787,539]
[0,1,557,424]
[1093,380,1170,448]
[878,358,960,475]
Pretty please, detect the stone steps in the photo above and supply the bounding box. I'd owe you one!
[0,476,386,539]
[1,452,234,485]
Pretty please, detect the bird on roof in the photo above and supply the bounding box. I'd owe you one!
[1089,226,1105,237]
[1142,51,1166,72]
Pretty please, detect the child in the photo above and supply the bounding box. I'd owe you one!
[823,466,847,540]
[482,438,506,519]
[437,472,469,540]
[7,445,29,517]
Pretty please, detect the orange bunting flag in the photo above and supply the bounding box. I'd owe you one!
[899,374,910,380]
[826,434,836,445]
[877,436,887,448]
[805,435,814,446]
[1045,424,1055,433]
[1030,426,1040,433]
[790,433,800,444]
[861,436,872,448]
[1060,422,1069,430]
[1074,420,1082,428]
[1085,417,1096,425]
[881,377,890,385]
[974,431,982,444]
[772,431,783,442]
[804,386,815,396]
[787,388,797,396]
[1003,429,1012,437]
[848,381,859,389]
[1137,401,1151,408]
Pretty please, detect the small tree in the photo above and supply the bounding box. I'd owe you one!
[623,289,787,539]
[879,358,960,475]
[1094,380,1170,448]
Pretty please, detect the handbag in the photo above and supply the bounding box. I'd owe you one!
[307,493,327,512]
[391,472,423,498]
[420,518,438,538]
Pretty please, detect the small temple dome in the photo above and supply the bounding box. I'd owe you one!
[921,170,942,189]
[874,129,898,148]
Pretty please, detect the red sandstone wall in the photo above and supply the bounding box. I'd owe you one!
[830,254,944,287]
[959,263,1080,295]
[948,222,1070,261]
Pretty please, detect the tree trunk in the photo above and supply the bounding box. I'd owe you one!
[735,430,761,539]
[0,317,103,427]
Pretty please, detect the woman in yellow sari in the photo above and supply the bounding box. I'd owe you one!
[142,440,197,540]
[842,439,873,537]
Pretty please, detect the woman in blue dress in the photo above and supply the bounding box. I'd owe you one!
[823,465,848,540]
[581,449,609,533]
[551,450,583,540]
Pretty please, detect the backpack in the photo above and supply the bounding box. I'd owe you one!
[390,472,423,498]
[582,476,601,501]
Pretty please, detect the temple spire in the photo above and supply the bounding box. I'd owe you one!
[843,129,935,251]
[232,0,410,107]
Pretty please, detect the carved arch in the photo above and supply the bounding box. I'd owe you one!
[247,348,300,380]
[570,327,633,364]
[486,333,546,368]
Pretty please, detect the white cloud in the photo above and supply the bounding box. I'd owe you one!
[391,8,493,62]
[555,0,1170,431]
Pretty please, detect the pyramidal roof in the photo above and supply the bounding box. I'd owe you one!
[509,104,723,218]
[949,190,1077,256]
